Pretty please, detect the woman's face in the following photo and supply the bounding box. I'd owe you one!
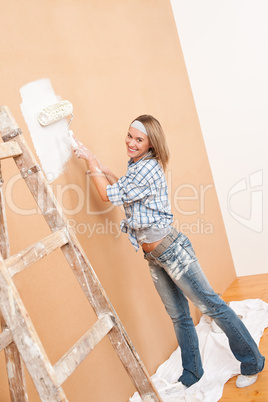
[125,126,151,162]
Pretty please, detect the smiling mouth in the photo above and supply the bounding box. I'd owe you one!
[128,147,137,152]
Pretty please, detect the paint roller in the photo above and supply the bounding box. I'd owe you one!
[37,100,78,149]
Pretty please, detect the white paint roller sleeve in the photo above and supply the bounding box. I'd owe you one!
[38,100,73,126]
[20,78,74,182]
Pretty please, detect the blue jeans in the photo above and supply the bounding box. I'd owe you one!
[143,231,265,387]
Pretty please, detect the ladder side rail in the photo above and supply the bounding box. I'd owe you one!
[0,327,13,350]
[1,318,29,402]
[0,160,29,402]
[0,161,10,259]
[0,259,68,401]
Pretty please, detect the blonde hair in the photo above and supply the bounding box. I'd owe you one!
[131,115,170,171]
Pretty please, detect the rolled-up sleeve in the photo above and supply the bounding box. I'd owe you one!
[107,175,151,206]
[106,181,124,206]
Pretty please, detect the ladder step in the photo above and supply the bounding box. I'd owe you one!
[5,229,69,277]
[0,329,13,351]
[0,141,22,160]
[54,314,115,386]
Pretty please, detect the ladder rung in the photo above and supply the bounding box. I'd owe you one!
[0,329,13,351]
[0,141,22,160]
[54,314,115,386]
[5,229,69,277]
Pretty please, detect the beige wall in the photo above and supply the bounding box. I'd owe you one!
[0,1,236,401]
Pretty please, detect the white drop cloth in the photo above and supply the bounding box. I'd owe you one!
[130,299,268,402]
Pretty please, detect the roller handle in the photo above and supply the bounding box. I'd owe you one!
[68,130,79,149]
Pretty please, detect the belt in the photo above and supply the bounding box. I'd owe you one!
[150,227,179,258]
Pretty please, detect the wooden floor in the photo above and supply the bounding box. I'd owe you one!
[220,274,268,402]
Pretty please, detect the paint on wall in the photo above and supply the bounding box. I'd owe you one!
[20,78,73,182]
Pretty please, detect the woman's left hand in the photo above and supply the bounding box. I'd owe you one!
[73,146,89,160]
[73,139,96,162]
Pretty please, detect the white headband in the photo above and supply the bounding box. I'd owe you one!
[130,120,148,136]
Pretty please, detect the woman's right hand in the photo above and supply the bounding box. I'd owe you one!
[72,136,118,184]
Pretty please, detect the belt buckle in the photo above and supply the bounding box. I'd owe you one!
[151,228,177,258]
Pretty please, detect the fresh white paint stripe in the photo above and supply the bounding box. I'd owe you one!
[20,78,73,182]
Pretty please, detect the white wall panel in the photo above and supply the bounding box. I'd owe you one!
[170,0,268,276]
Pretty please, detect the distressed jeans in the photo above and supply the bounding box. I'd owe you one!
[143,231,265,387]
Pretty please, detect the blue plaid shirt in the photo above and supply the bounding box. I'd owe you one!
[107,156,173,251]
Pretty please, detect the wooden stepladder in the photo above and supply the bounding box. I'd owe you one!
[0,106,162,402]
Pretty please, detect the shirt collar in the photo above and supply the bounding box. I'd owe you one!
[127,151,153,168]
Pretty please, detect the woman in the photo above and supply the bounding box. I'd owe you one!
[74,115,265,388]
